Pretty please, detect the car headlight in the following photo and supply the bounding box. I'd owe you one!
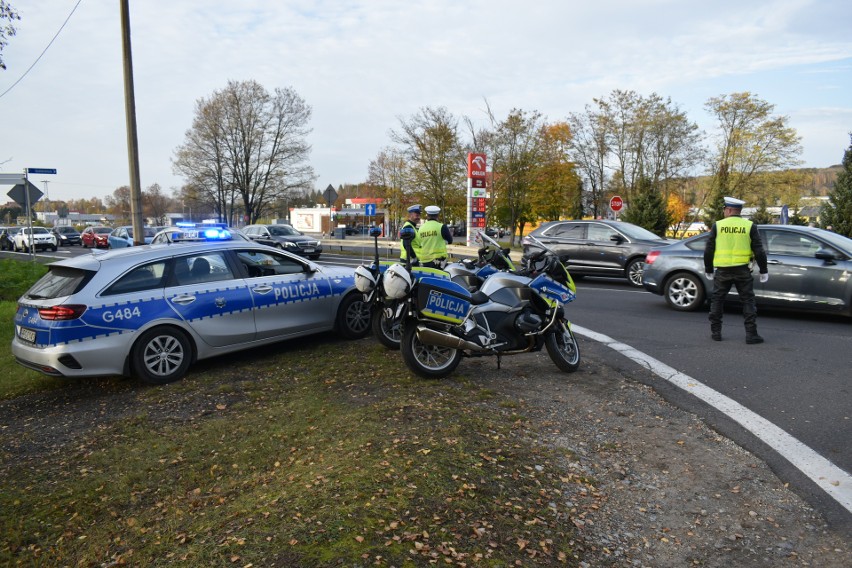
[284,242,297,248]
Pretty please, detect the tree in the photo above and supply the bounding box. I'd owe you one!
[1,1,20,70]
[173,80,315,225]
[143,183,172,226]
[391,107,466,220]
[480,108,547,244]
[105,186,132,224]
[529,122,582,223]
[368,147,409,235]
[621,177,672,237]
[704,92,803,224]
[750,198,773,224]
[820,134,852,237]
[568,90,703,219]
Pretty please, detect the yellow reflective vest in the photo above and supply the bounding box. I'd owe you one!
[399,220,421,261]
[417,219,448,263]
[713,216,753,267]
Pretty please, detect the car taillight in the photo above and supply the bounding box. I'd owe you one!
[38,305,87,321]
[645,251,660,264]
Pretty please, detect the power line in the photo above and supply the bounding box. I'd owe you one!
[0,0,83,100]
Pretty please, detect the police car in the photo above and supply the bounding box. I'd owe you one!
[12,235,371,384]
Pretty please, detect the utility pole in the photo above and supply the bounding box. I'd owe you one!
[120,0,145,245]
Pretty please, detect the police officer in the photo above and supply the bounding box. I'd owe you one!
[703,197,768,344]
[418,205,453,269]
[400,204,422,264]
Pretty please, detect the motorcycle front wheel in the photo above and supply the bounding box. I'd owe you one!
[545,321,580,372]
[400,323,462,379]
[372,303,402,350]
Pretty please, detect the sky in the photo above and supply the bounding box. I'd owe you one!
[1,0,851,204]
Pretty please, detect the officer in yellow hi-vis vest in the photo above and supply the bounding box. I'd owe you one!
[703,197,768,344]
[400,204,422,263]
[417,205,453,268]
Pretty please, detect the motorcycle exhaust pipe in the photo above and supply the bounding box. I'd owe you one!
[416,326,486,352]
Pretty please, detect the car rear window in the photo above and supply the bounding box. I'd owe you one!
[23,266,95,300]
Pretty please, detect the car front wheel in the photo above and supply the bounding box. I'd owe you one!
[664,272,706,311]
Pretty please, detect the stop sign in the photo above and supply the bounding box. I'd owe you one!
[610,195,623,212]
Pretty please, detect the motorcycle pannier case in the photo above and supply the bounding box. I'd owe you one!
[416,276,472,324]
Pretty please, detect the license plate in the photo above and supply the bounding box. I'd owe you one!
[303,248,314,253]
[18,327,36,343]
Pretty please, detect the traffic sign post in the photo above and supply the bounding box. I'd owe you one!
[610,195,623,218]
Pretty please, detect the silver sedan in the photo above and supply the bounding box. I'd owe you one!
[642,225,852,317]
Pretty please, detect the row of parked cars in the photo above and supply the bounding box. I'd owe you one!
[520,219,852,318]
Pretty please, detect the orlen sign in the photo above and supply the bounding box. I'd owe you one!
[467,153,486,178]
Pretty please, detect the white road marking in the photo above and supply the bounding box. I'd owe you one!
[573,324,852,515]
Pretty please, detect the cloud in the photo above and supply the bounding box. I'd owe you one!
[2,0,851,202]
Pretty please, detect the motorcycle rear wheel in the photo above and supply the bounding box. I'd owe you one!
[401,323,462,379]
[545,321,580,372]
[372,304,402,350]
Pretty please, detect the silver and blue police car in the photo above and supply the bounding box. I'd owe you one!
[12,235,371,384]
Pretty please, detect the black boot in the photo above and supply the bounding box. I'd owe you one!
[745,325,763,344]
[711,325,722,341]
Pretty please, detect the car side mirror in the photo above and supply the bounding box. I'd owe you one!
[610,234,624,243]
[814,249,838,264]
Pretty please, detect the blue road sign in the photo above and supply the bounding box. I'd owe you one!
[26,168,57,175]
[365,203,376,216]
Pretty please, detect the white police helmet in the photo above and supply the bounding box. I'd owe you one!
[354,265,377,293]
[383,263,412,299]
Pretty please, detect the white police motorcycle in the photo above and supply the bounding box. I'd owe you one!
[386,230,581,379]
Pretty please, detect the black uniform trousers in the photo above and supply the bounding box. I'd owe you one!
[709,265,757,334]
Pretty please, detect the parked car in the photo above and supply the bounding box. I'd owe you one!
[0,227,14,251]
[13,226,58,253]
[52,226,82,247]
[242,224,323,259]
[11,237,371,384]
[81,226,113,249]
[642,225,852,317]
[107,226,163,249]
[521,220,675,287]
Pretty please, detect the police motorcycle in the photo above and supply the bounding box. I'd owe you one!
[393,230,581,379]
[354,228,518,349]
[354,226,449,349]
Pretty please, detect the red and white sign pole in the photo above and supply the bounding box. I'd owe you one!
[610,195,623,219]
[466,153,487,247]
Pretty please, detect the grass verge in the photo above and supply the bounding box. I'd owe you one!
[0,339,586,566]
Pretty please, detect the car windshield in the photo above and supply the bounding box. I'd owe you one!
[56,227,77,234]
[615,223,666,241]
[95,227,112,234]
[268,225,300,236]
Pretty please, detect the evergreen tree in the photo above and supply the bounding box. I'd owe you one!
[820,135,852,238]
[750,198,773,224]
[621,177,672,237]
